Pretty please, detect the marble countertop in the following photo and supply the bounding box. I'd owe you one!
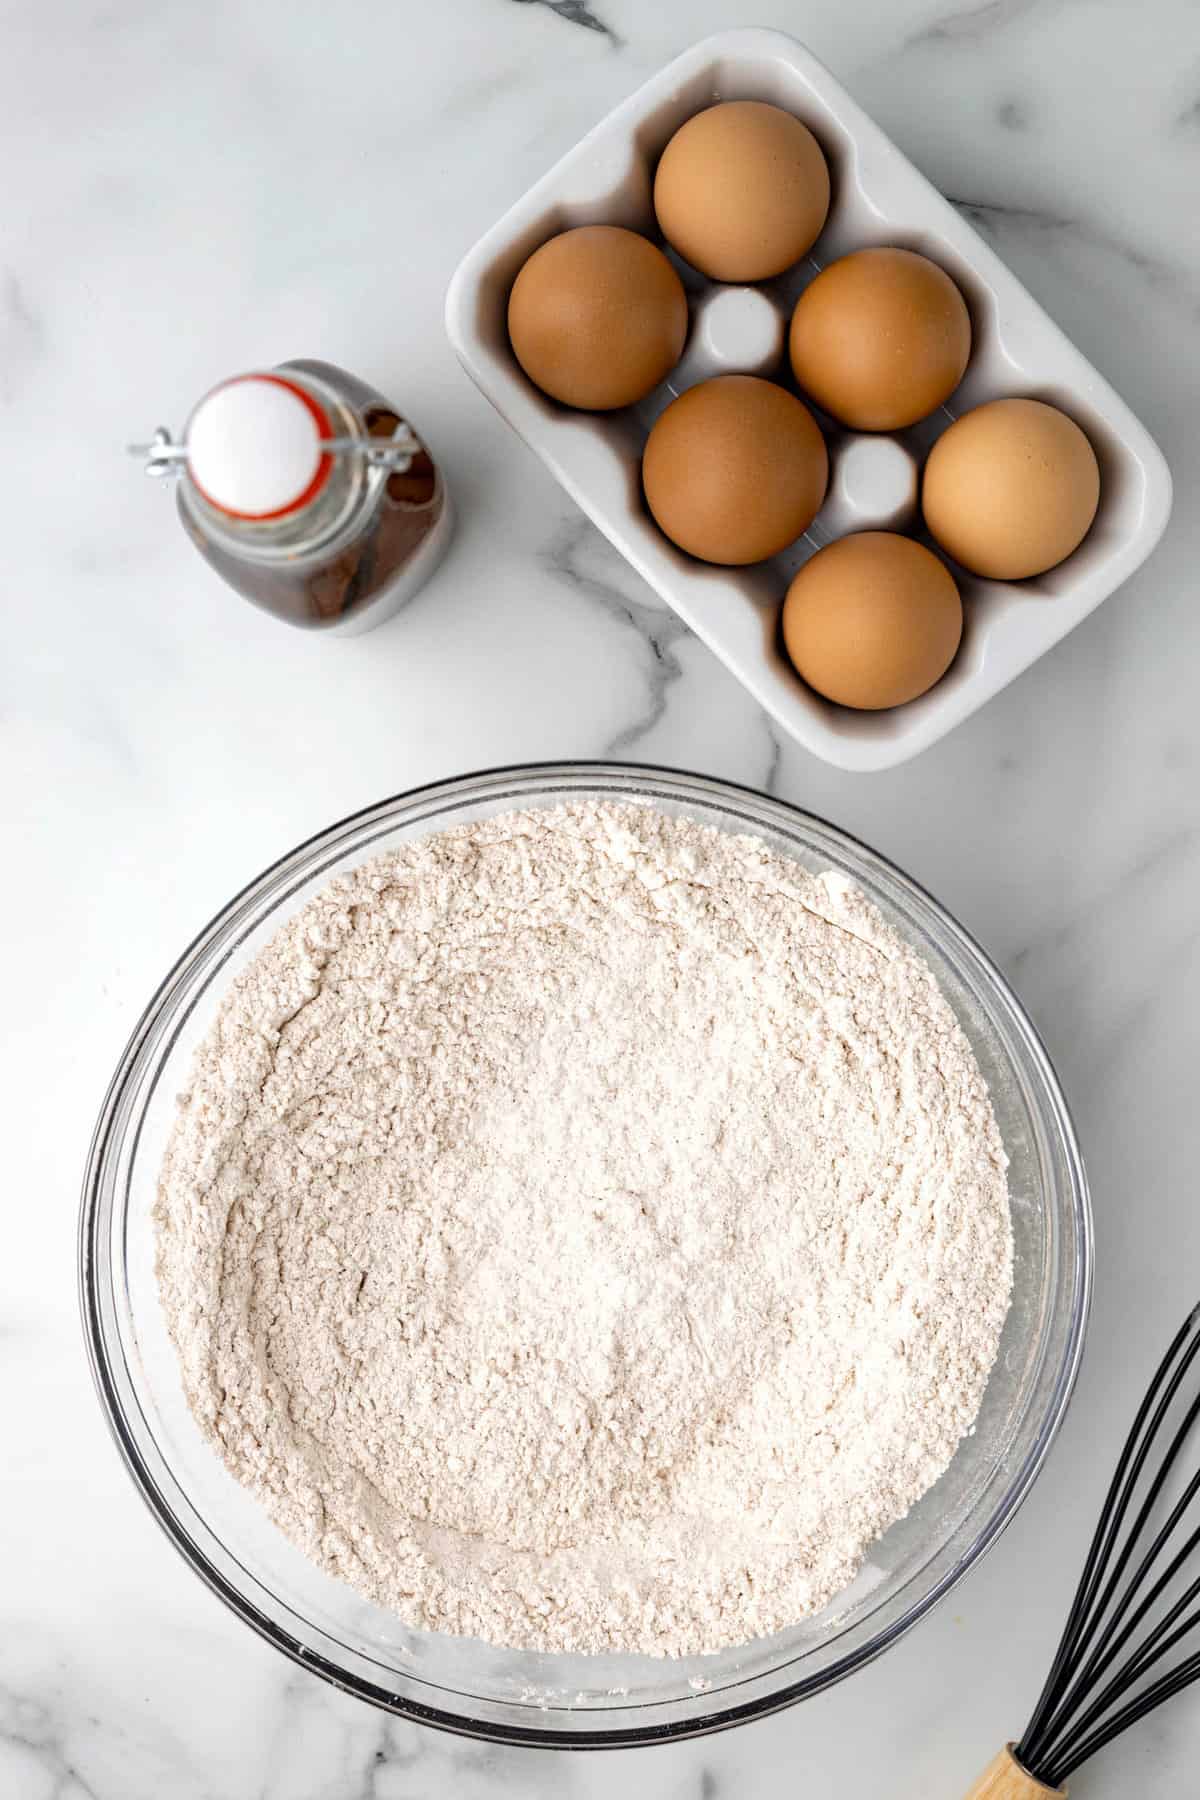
[5,0,1199,1793]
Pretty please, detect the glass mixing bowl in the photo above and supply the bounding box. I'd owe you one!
[80,764,1091,1747]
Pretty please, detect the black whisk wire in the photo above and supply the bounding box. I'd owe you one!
[1041,1644,1200,1789]
[1041,1574,1200,1777]
[1013,1302,1200,1789]
[1017,1305,1200,1762]
[1029,1398,1200,1757]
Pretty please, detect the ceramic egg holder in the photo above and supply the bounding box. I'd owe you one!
[446,28,1171,772]
[634,284,923,558]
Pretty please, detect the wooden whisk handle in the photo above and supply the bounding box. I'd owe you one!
[964,1747,1067,1798]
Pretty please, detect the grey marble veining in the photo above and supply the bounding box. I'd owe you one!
[540,514,693,757]
[512,0,623,47]
[949,195,1200,320]
[902,0,1045,48]
[3,0,1200,1795]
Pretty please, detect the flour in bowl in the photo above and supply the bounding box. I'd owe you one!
[155,801,1012,1656]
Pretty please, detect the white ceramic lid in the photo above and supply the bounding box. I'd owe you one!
[186,374,332,519]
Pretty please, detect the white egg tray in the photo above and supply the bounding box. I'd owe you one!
[445,28,1171,772]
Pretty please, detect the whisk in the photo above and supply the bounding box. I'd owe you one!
[966,1302,1200,1796]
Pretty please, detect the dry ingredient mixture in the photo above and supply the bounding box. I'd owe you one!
[156,802,1012,1657]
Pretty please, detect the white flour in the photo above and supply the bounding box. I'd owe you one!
[155,801,1012,1656]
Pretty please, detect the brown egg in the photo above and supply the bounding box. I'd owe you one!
[643,375,828,565]
[507,225,688,411]
[782,532,962,709]
[654,101,830,283]
[789,248,972,430]
[922,397,1101,579]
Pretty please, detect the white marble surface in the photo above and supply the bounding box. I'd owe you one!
[3,1,1199,1793]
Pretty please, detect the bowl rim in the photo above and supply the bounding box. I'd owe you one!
[78,759,1092,1748]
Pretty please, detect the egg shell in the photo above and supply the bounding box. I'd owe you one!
[643,374,828,566]
[782,531,963,709]
[507,225,688,411]
[922,397,1101,579]
[789,248,972,431]
[654,100,830,283]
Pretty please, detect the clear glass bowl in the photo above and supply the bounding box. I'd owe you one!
[80,763,1091,1748]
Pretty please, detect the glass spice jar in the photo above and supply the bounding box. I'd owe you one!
[134,359,452,634]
